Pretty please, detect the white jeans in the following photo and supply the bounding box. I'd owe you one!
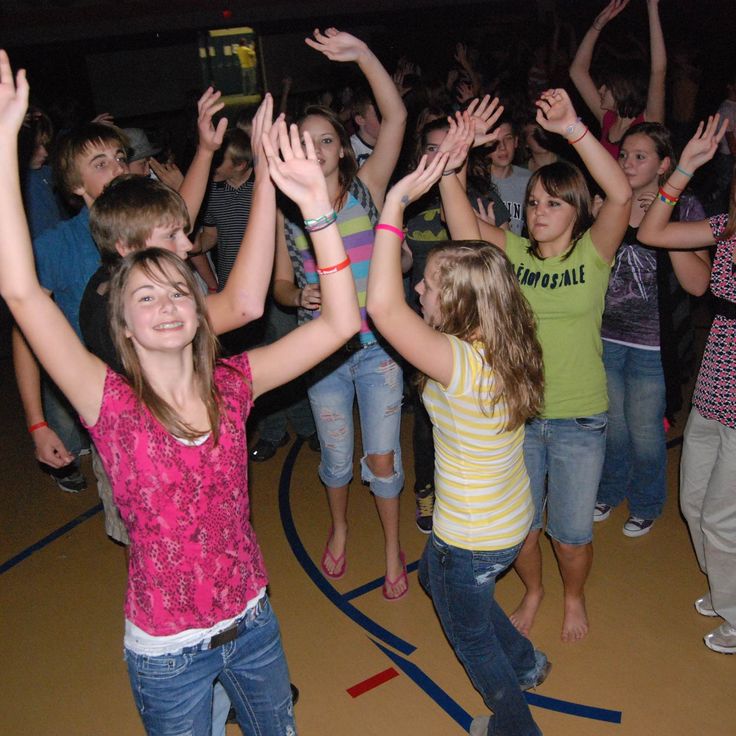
[680,408,736,627]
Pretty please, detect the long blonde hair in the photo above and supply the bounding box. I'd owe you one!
[109,248,232,443]
[422,242,544,430]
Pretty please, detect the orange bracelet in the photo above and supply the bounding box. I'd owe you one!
[316,256,351,276]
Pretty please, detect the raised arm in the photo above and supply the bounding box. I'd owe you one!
[306,28,407,207]
[248,123,360,398]
[669,250,711,296]
[367,154,454,386]
[569,0,630,125]
[638,115,727,249]
[537,88,631,261]
[177,87,228,223]
[0,51,105,425]
[206,95,282,334]
[644,0,666,123]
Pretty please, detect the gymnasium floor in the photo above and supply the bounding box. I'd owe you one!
[1,347,734,736]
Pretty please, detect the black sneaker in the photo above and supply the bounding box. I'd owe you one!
[249,433,290,462]
[415,484,434,534]
[54,469,87,493]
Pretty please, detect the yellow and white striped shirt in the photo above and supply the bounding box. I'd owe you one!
[422,335,533,551]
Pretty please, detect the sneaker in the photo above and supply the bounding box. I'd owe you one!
[54,470,87,493]
[704,622,736,654]
[695,593,718,618]
[469,716,490,736]
[249,433,290,462]
[415,484,434,534]
[623,516,654,537]
[593,503,612,522]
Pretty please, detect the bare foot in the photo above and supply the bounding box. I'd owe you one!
[510,588,544,636]
[561,596,589,642]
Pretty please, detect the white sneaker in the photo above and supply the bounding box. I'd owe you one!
[623,516,654,537]
[694,593,718,617]
[593,503,612,522]
[704,622,736,654]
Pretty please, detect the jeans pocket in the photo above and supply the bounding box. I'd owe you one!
[574,413,608,432]
[135,652,193,680]
[470,545,519,586]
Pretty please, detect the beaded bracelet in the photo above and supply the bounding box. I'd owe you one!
[316,255,351,276]
[29,421,49,434]
[658,187,679,206]
[375,223,404,240]
[304,211,338,233]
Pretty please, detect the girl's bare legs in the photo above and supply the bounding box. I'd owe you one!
[324,484,349,575]
[368,452,405,597]
[552,539,593,642]
[511,529,545,635]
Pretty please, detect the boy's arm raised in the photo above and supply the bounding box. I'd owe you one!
[0,52,105,426]
[248,123,360,398]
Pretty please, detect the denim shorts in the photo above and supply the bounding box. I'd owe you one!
[307,341,404,498]
[523,413,608,545]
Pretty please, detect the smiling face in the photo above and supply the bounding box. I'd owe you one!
[525,180,577,246]
[299,114,344,179]
[122,261,198,352]
[415,256,443,326]
[72,141,129,205]
[618,133,669,192]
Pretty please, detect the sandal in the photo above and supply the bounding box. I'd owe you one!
[382,551,408,601]
[321,530,347,580]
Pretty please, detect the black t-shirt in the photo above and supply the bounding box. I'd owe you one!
[79,265,123,373]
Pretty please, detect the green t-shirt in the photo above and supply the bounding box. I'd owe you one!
[505,230,612,419]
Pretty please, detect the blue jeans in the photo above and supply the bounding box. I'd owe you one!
[419,533,543,736]
[42,378,90,459]
[524,413,608,544]
[598,342,666,519]
[308,342,404,498]
[125,598,296,736]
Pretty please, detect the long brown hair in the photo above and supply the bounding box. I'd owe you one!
[299,105,358,211]
[109,248,230,443]
[421,242,544,430]
[525,161,593,261]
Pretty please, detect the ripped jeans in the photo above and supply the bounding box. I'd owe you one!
[307,341,404,498]
[419,533,543,736]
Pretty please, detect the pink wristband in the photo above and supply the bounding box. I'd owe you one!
[375,223,404,240]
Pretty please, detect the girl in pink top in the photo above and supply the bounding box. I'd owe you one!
[570,0,666,158]
[0,52,360,736]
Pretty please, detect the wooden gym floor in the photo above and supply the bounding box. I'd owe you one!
[1,338,734,736]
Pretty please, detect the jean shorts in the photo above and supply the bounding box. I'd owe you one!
[523,413,608,545]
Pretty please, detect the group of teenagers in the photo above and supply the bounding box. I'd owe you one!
[2,5,735,736]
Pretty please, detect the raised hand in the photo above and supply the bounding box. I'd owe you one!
[196,86,228,152]
[454,43,473,71]
[150,160,184,190]
[0,50,29,139]
[592,0,630,31]
[249,92,281,177]
[262,121,330,208]
[456,81,475,105]
[439,111,475,172]
[466,95,504,148]
[473,197,497,226]
[535,88,579,138]
[679,115,729,174]
[385,152,449,209]
[305,28,368,64]
[91,112,115,126]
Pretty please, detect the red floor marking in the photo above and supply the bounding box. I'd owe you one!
[347,667,400,698]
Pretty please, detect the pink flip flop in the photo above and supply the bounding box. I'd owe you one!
[321,530,347,580]
[382,551,408,601]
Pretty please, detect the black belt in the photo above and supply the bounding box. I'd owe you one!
[341,335,375,354]
[714,298,736,320]
[208,596,266,649]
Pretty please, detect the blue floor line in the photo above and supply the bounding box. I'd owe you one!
[0,502,103,575]
[279,440,624,726]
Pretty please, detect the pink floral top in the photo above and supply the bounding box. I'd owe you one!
[692,215,736,429]
[85,353,268,636]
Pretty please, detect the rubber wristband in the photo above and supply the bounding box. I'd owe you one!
[442,167,460,177]
[658,187,679,206]
[316,255,351,276]
[29,421,49,434]
[376,223,404,240]
[567,127,589,145]
[675,165,693,178]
